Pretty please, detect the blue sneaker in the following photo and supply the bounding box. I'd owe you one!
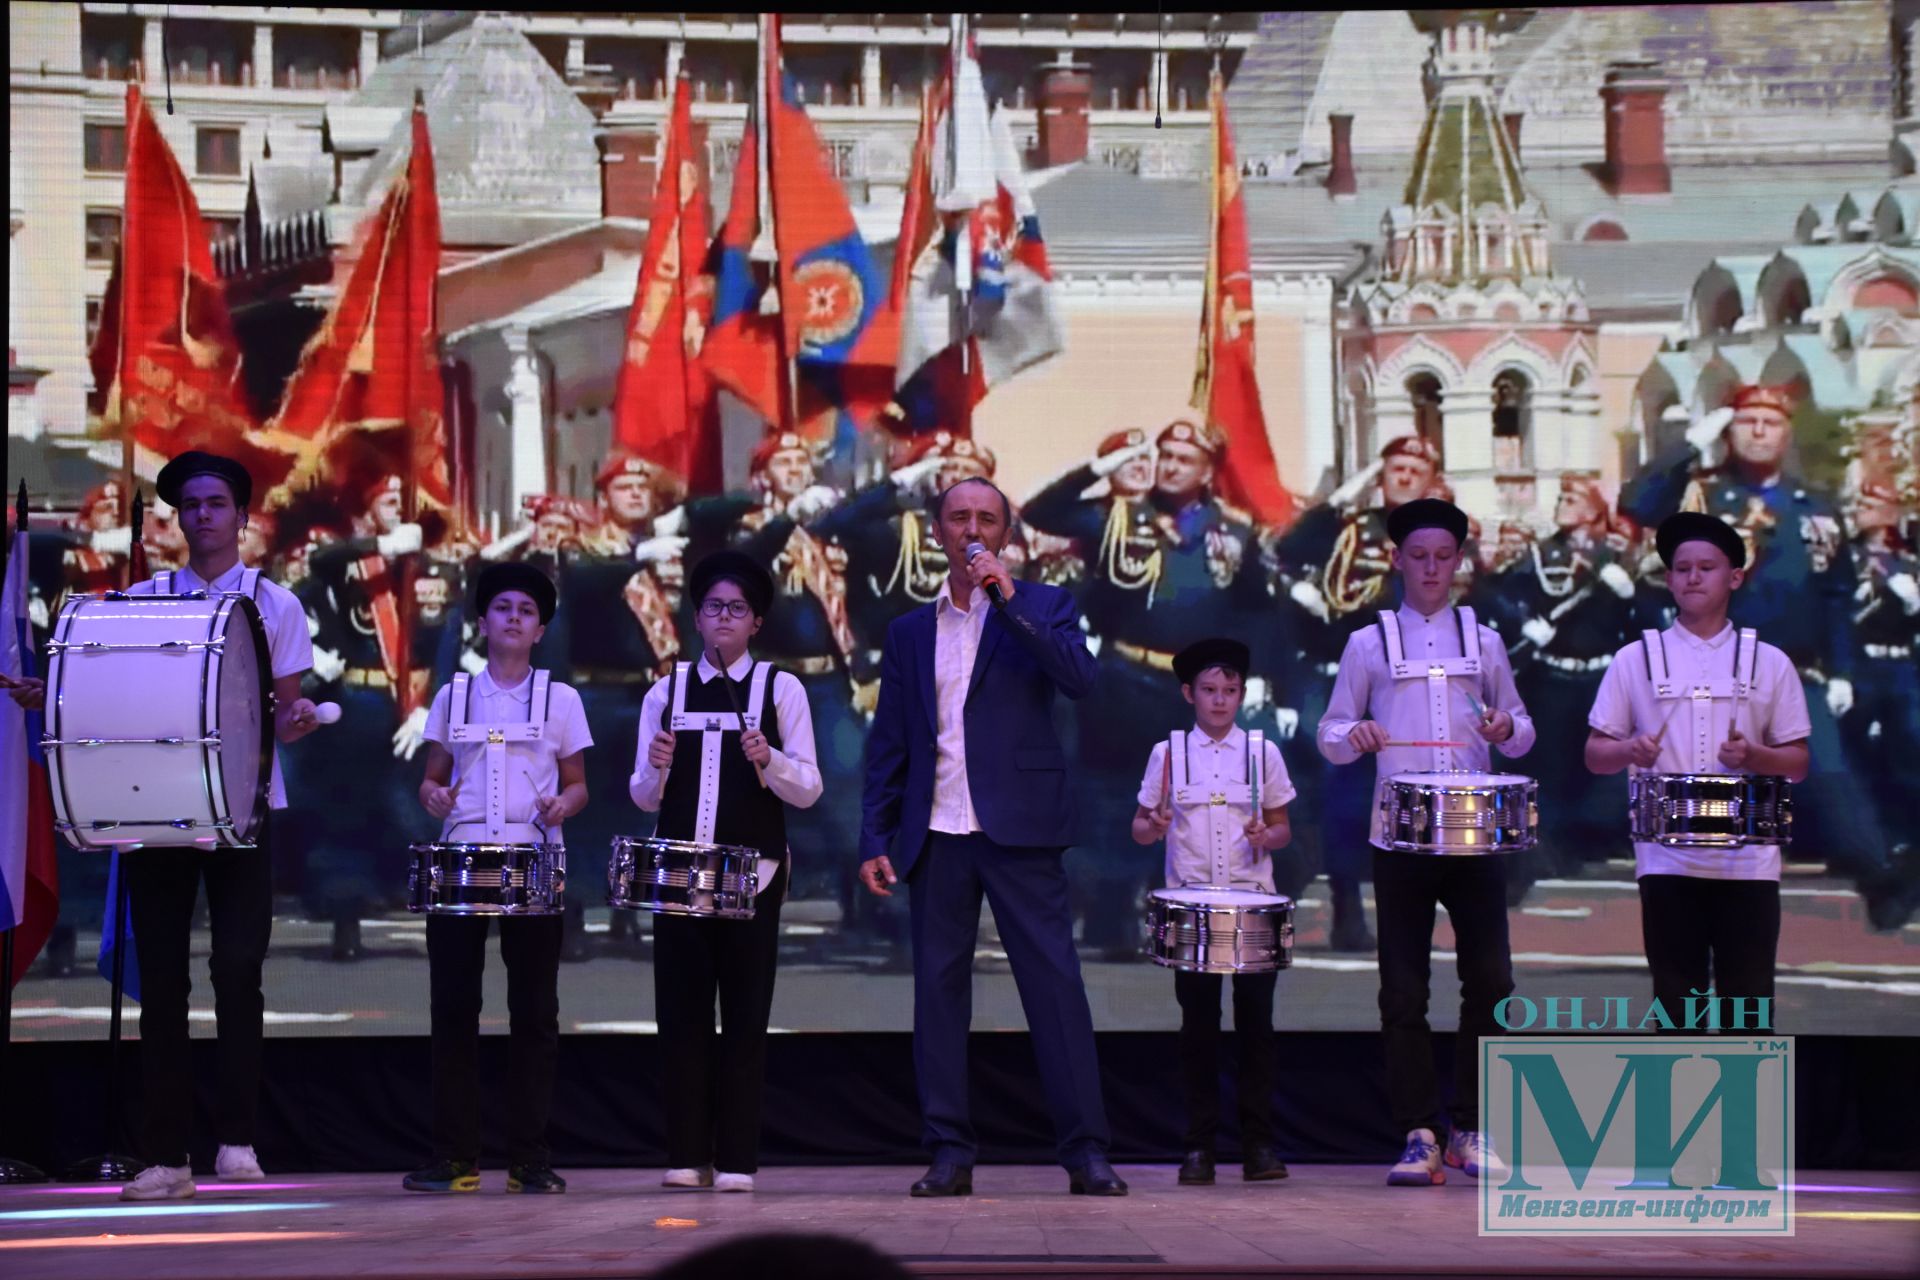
[1387,1128,1445,1186]
[403,1159,480,1193]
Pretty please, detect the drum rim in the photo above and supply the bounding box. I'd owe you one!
[1387,770,1535,789]
[214,593,273,847]
[1148,885,1293,906]
[410,841,566,855]
[611,834,760,856]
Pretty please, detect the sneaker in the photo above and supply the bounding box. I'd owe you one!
[121,1164,194,1201]
[506,1163,567,1194]
[402,1159,480,1194]
[214,1144,264,1181]
[662,1166,713,1189]
[713,1172,755,1193]
[1387,1128,1445,1187]
[1444,1129,1508,1180]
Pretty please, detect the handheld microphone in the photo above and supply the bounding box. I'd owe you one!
[965,541,1005,608]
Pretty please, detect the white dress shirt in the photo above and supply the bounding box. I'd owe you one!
[423,667,592,845]
[1588,622,1809,881]
[929,579,991,836]
[1318,603,1536,849]
[1137,725,1296,893]
[131,561,314,810]
[627,650,824,814]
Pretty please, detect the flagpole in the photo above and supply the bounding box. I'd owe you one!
[947,13,973,436]
[752,15,798,435]
[0,483,49,1184]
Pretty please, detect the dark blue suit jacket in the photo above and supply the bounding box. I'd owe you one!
[860,581,1096,876]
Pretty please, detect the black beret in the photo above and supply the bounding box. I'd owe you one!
[156,450,253,510]
[1655,511,1747,569]
[475,561,557,624]
[690,549,774,618]
[1386,497,1469,547]
[1173,637,1251,686]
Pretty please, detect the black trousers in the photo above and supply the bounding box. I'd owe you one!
[426,912,564,1166]
[1638,875,1780,1031]
[125,823,275,1169]
[1174,969,1278,1151]
[1372,848,1513,1137]
[652,861,787,1174]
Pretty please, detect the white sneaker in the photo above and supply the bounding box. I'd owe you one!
[713,1172,754,1193]
[662,1166,713,1189]
[121,1164,195,1201]
[1445,1129,1508,1180]
[1387,1128,1445,1187]
[214,1144,264,1181]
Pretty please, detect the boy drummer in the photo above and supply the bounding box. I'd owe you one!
[1131,637,1295,1186]
[1584,512,1809,1028]
[99,451,319,1201]
[629,550,822,1192]
[404,562,590,1194]
[1316,497,1534,1187]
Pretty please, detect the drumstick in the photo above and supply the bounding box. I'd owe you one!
[1651,697,1685,745]
[710,647,768,789]
[1159,744,1173,822]
[1384,739,1466,749]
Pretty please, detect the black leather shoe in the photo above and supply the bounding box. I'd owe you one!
[330,915,363,962]
[1177,1150,1215,1185]
[506,1163,567,1194]
[1242,1145,1290,1181]
[909,1162,973,1197]
[1068,1156,1129,1196]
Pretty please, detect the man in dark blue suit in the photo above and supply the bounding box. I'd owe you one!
[860,476,1127,1198]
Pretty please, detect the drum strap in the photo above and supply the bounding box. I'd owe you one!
[1167,729,1265,888]
[1379,606,1481,771]
[446,669,553,841]
[1643,627,1759,772]
[669,659,773,845]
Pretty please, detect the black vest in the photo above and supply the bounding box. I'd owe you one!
[656,660,788,859]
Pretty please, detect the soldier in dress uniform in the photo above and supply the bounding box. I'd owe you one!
[1023,419,1271,960]
[61,479,131,598]
[1622,385,1913,928]
[299,449,447,959]
[1267,435,1444,950]
[547,452,690,958]
[1494,474,1640,879]
[1843,478,1920,918]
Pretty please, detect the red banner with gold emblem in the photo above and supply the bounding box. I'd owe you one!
[1192,72,1296,531]
[611,75,719,495]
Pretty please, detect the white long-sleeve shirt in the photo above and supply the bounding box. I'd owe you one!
[1317,603,1536,849]
[627,650,823,813]
[929,579,991,835]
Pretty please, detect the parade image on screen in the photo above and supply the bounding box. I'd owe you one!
[7,4,1918,1041]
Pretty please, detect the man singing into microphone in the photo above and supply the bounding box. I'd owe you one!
[860,475,1126,1198]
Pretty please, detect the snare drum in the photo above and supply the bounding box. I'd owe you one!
[43,591,270,850]
[1143,886,1294,974]
[1381,771,1537,854]
[406,842,566,914]
[608,836,759,920]
[1629,773,1791,849]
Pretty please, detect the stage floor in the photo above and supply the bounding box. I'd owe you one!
[2,1165,1915,1279]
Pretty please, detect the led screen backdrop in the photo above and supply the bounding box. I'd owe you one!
[8,6,1918,1038]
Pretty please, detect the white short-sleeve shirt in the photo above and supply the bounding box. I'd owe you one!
[1137,725,1296,893]
[423,667,592,846]
[131,562,314,810]
[1587,623,1810,881]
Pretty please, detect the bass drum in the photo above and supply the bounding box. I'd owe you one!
[43,591,270,850]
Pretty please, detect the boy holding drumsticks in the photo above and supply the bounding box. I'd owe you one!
[405,561,590,1195]
[1584,512,1809,1028]
[1316,498,1534,1187]
[1131,637,1295,1186]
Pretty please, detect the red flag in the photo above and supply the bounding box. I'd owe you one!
[889,76,947,317]
[1192,74,1296,531]
[90,84,269,480]
[612,77,720,495]
[264,96,447,514]
[701,122,786,428]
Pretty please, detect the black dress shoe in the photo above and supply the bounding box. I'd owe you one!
[330,915,363,962]
[1242,1144,1290,1181]
[1177,1150,1216,1185]
[506,1163,567,1194]
[1068,1156,1128,1196]
[909,1162,973,1197]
